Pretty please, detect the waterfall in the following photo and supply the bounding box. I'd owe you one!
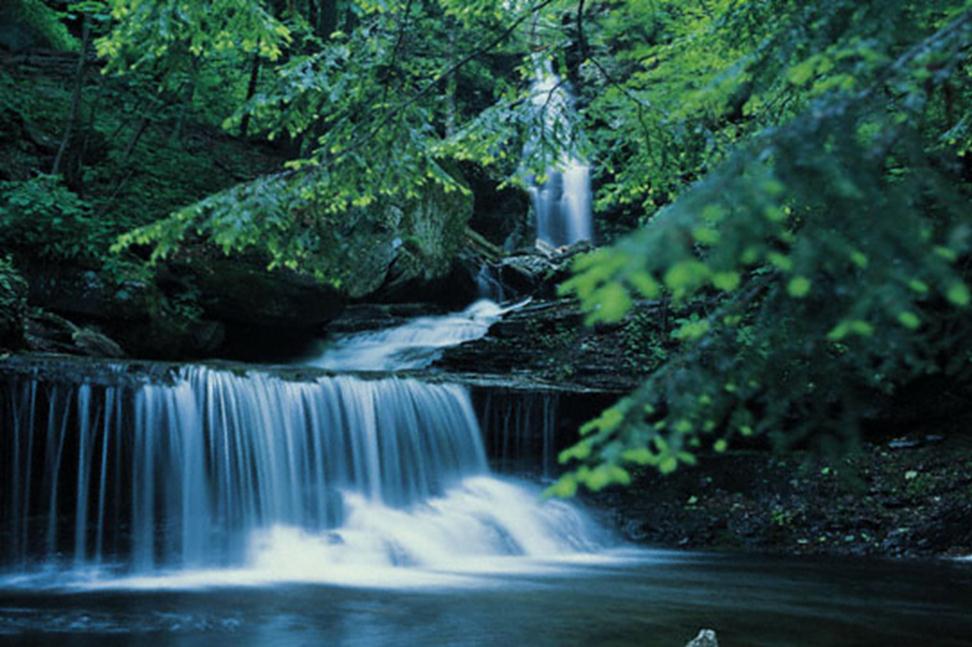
[476,265,506,302]
[478,391,559,478]
[527,58,593,248]
[0,364,604,583]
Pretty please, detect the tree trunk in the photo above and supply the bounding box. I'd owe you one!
[445,22,457,137]
[52,14,91,178]
[322,0,339,37]
[239,55,262,137]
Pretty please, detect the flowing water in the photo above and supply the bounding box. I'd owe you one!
[0,365,602,584]
[1,550,970,645]
[527,59,593,248]
[2,307,971,644]
[304,299,522,371]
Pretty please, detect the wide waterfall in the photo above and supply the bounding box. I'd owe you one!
[528,58,593,248]
[0,364,604,585]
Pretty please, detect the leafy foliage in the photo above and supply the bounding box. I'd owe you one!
[0,255,28,348]
[551,1,972,494]
[106,0,593,269]
[0,175,106,262]
[4,0,971,485]
[5,0,79,51]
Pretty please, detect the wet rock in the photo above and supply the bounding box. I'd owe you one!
[70,326,125,358]
[888,434,946,450]
[17,259,210,358]
[496,252,560,296]
[25,310,124,358]
[326,303,448,335]
[491,241,593,299]
[685,629,719,647]
[437,296,664,392]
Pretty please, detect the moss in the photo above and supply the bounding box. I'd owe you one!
[1,1,78,52]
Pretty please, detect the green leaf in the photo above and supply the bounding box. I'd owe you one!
[787,276,812,298]
[897,311,920,330]
[712,271,741,291]
[946,282,970,307]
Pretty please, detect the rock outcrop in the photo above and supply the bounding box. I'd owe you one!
[459,161,531,250]
[13,169,474,360]
[25,309,124,358]
[437,297,666,393]
[18,258,219,358]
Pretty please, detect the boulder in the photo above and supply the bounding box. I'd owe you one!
[22,261,150,322]
[15,166,473,359]
[458,161,531,250]
[17,258,225,358]
[24,309,124,358]
[366,178,474,303]
[491,241,594,299]
[165,168,474,326]
[163,249,345,331]
[168,165,474,310]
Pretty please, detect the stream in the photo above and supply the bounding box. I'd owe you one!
[1,551,970,645]
[2,302,971,645]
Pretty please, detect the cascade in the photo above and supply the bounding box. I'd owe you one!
[0,364,604,583]
[306,299,523,371]
[527,58,593,248]
[475,264,506,302]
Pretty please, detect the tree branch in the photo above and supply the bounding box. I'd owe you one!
[335,0,558,162]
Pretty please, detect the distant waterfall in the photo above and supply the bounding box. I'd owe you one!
[0,365,603,580]
[527,59,593,248]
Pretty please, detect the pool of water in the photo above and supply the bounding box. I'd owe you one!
[2,550,970,646]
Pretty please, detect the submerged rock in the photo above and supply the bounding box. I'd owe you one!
[685,629,719,647]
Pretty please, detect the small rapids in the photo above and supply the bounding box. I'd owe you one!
[304,299,524,371]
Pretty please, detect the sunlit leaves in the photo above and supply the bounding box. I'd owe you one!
[555,2,972,494]
[947,282,971,306]
[787,276,811,298]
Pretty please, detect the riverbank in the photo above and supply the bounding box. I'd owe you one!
[589,433,972,560]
